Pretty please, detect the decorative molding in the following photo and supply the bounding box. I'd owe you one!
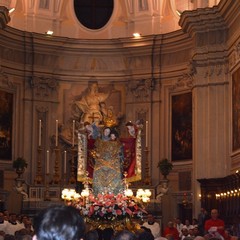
[0,70,15,89]
[229,42,240,71]
[29,76,58,97]
[179,6,227,38]
[203,61,228,78]
[136,108,148,122]
[36,106,49,114]
[170,62,195,92]
[128,78,153,101]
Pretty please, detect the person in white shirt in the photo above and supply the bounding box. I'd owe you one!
[0,212,7,234]
[142,214,161,239]
[174,218,184,237]
[181,226,190,240]
[5,213,23,236]
[183,220,193,231]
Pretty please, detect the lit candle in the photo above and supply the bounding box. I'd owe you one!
[46,150,49,174]
[72,120,75,147]
[55,120,58,147]
[146,120,149,148]
[39,119,41,147]
[64,150,67,174]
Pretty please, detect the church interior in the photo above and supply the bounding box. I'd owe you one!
[0,0,240,235]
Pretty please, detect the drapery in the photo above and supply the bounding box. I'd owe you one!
[77,128,142,184]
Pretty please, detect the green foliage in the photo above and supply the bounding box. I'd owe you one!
[157,158,173,176]
[12,157,28,169]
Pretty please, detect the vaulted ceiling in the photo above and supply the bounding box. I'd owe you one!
[1,0,220,39]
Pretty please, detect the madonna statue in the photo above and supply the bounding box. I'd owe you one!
[92,129,124,195]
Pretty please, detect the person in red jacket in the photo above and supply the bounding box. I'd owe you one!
[204,209,225,239]
[164,221,180,240]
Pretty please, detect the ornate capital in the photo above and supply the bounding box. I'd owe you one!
[229,42,240,71]
[128,78,154,101]
[29,76,58,97]
[0,69,15,89]
[170,61,195,92]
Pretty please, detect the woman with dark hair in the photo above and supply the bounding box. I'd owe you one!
[114,230,137,240]
[33,205,86,240]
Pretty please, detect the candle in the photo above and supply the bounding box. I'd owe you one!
[46,150,49,174]
[72,120,75,147]
[146,120,149,148]
[64,150,67,174]
[39,119,41,147]
[55,120,58,147]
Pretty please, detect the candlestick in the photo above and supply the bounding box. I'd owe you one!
[64,150,67,174]
[146,120,149,148]
[39,119,41,147]
[72,120,75,147]
[55,120,58,147]
[46,150,49,174]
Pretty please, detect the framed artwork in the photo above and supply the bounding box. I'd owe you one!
[232,67,240,151]
[29,187,40,199]
[0,170,3,188]
[171,92,192,161]
[0,90,13,160]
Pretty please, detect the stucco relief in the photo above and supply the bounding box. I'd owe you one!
[229,42,240,70]
[29,76,58,98]
[203,62,229,80]
[0,70,14,89]
[127,78,153,101]
[170,61,195,92]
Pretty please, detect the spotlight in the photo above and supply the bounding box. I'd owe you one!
[133,33,141,38]
[46,30,53,35]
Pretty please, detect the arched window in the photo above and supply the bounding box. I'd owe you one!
[74,0,114,30]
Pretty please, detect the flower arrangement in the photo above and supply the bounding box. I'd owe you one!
[68,192,147,221]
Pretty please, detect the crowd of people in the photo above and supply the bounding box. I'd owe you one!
[0,206,239,240]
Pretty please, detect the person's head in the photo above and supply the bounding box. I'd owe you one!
[193,226,200,236]
[114,230,137,240]
[24,219,33,230]
[146,214,155,224]
[192,218,198,225]
[90,83,98,93]
[9,213,17,223]
[167,221,174,228]
[188,226,194,236]
[85,229,99,240]
[137,230,154,240]
[210,209,219,220]
[102,227,114,240]
[200,208,205,213]
[182,227,189,236]
[103,127,111,137]
[33,205,85,240]
[110,129,119,141]
[185,219,190,226]
[175,217,181,224]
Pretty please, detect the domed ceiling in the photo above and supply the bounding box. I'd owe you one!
[1,0,220,39]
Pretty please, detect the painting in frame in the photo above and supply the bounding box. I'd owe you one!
[171,92,192,161]
[232,67,240,151]
[0,90,13,160]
